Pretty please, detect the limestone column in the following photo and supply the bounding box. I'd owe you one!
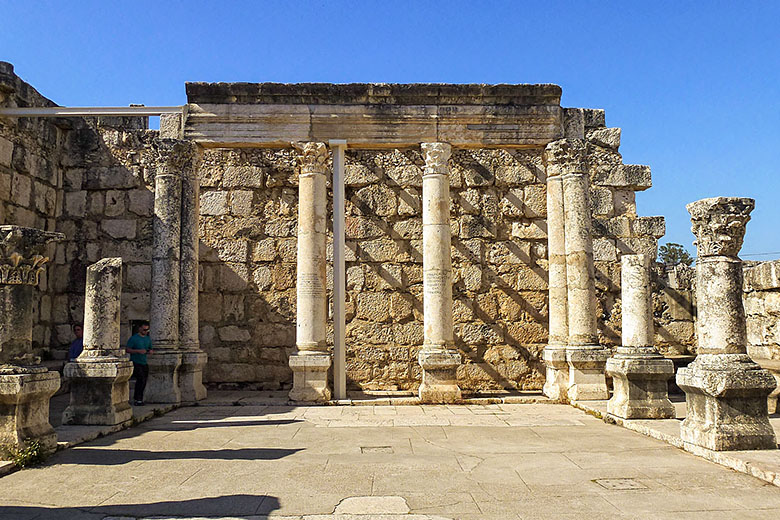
[542,144,569,401]
[557,139,609,400]
[418,142,462,403]
[178,145,207,403]
[606,254,674,418]
[147,147,183,404]
[289,142,331,402]
[62,258,134,425]
[0,226,62,455]
[677,197,777,450]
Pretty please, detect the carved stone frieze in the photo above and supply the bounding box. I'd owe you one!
[0,226,62,286]
[421,142,452,175]
[544,138,587,177]
[686,197,754,258]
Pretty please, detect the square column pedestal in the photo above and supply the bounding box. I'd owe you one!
[606,354,675,419]
[289,354,331,402]
[178,350,208,404]
[566,347,610,401]
[0,368,60,454]
[542,346,569,401]
[677,354,777,451]
[418,350,462,403]
[145,351,182,404]
[62,360,133,425]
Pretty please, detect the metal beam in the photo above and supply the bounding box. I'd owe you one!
[329,139,348,401]
[0,106,184,117]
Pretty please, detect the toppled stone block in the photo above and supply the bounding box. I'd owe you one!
[596,164,652,191]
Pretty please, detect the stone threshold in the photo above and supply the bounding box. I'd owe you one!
[0,402,179,479]
[199,389,552,407]
[572,399,780,488]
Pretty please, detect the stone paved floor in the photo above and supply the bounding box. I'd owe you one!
[1,402,780,519]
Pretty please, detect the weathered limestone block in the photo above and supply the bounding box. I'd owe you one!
[0,226,63,455]
[62,258,133,426]
[677,197,777,451]
[289,142,331,402]
[606,254,674,419]
[418,142,461,403]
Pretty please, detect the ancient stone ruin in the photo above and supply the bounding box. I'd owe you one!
[0,60,776,455]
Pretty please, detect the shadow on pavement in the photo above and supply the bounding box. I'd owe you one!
[51,447,303,465]
[0,494,281,519]
[134,418,303,431]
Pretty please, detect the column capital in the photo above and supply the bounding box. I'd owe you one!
[421,142,452,175]
[155,140,200,178]
[0,226,62,285]
[687,197,754,258]
[295,141,329,175]
[544,138,586,177]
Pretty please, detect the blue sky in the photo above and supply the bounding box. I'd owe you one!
[2,1,778,258]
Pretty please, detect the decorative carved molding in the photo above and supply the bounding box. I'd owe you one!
[295,142,329,175]
[421,142,452,175]
[0,226,62,286]
[0,253,48,285]
[687,197,754,258]
[544,138,587,177]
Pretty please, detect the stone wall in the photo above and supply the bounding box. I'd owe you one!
[194,110,667,392]
[653,264,696,356]
[0,62,66,353]
[745,260,780,360]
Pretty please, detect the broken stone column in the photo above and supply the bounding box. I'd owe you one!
[0,226,62,455]
[557,139,609,400]
[62,258,133,425]
[606,254,675,419]
[289,142,331,402]
[542,143,569,401]
[178,148,207,404]
[418,142,462,403]
[147,146,184,404]
[677,197,777,450]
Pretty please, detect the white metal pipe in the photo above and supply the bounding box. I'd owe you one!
[0,106,184,117]
[329,139,347,400]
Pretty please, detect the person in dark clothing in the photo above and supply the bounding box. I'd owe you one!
[68,323,84,361]
[126,321,153,406]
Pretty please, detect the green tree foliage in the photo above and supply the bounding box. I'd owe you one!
[658,242,694,266]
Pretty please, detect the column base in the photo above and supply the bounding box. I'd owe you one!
[606,354,675,419]
[0,368,60,456]
[62,359,133,426]
[178,350,208,404]
[677,354,777,451]
[418,349,462,403]
[542,345,569,401]
[144,350,182,404]
[566,347,609,401]
[289,354,331,402]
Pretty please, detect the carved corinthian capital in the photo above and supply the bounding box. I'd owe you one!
[686,197,754,258]
[421,142,452,175]
[0,226,63,286]
[295,142,329,175]
[544,138,587,177]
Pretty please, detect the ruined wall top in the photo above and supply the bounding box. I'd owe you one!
[185,82,562,106]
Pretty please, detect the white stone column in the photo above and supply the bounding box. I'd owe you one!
[542,145,569,401]
[555,139,609,401]
[147,147,183,404]
[418,142,462,403]
[0,226,62,455]
[178,146,207,404]
[677,197,777,450]
[289,142,331,402]
[62,258,134,425]
[606,254,674,418]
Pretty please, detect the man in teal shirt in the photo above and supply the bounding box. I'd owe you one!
[126,321,153,405]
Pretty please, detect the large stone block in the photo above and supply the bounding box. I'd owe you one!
[0,369,60,455]
[61,360,133,425]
